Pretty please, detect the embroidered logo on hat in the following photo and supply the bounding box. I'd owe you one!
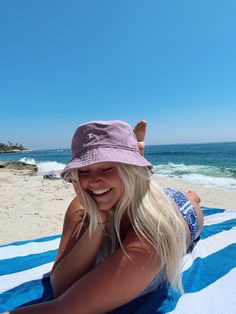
[86,133,95,139]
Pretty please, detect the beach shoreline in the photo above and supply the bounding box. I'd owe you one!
[0,168,235,245]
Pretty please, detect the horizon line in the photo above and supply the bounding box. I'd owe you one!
[30,140,236,151]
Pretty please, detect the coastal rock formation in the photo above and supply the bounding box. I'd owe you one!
[0,161,38,174]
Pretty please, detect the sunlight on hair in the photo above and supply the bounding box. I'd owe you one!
[65,164,186,293]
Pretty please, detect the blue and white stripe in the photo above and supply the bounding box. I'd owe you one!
[0,208,236,313]
[0,235,60,312]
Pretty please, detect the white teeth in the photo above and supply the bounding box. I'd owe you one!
[92,188,110,195]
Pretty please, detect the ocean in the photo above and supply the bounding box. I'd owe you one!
[1,142,236,191]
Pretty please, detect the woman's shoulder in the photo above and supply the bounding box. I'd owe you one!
[122,228,160,260]
[119,215,159,257]
[62,196,86,235]
[68,195,84,210]
[65,196,85,218]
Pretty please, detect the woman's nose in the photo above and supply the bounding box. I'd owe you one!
[87,172,103,186]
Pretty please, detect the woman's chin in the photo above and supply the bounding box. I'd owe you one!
[96,200,117,211]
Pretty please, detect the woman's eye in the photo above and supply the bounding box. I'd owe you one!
[102,168,113,173]
[78,171,89,176]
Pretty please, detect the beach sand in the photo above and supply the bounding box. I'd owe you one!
[0,168,235,244]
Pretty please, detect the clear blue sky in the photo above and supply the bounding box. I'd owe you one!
[1,0,236,149]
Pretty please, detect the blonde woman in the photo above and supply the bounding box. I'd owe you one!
[7,120,203,314]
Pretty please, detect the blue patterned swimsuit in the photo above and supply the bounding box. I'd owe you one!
[164,188,200,252]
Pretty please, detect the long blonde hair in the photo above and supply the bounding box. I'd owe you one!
[65,163,186,292]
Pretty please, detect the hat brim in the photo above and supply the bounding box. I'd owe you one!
[61,147,153,178]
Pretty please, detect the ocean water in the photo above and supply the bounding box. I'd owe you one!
[0,142,236,191]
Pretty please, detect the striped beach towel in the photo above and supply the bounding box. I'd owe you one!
[1,207,236,313]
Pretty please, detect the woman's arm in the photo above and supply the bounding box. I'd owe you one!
[50,197,109,297]
[58,230,161,313]
[9,229,161,314]
[51,221,105,297]
[51,196,87,274]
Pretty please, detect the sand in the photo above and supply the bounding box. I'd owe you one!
[0,168,235,244]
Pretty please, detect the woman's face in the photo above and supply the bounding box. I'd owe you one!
[78,162,124,211]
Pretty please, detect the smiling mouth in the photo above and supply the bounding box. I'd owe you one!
[90,188,112,197]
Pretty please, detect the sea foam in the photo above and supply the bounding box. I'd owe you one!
[19,157,66,175]
[153,163,236,190]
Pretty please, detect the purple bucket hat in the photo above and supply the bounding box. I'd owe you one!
[61,120,152,178]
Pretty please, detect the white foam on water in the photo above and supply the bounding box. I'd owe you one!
[36,161,66,175]
[153,163,236,190]
[19,157,36,165]
[19,157,66,175]
[181,173,236,190]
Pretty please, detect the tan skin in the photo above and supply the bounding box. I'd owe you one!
[7,162,161,314]
[6,121,203,314]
